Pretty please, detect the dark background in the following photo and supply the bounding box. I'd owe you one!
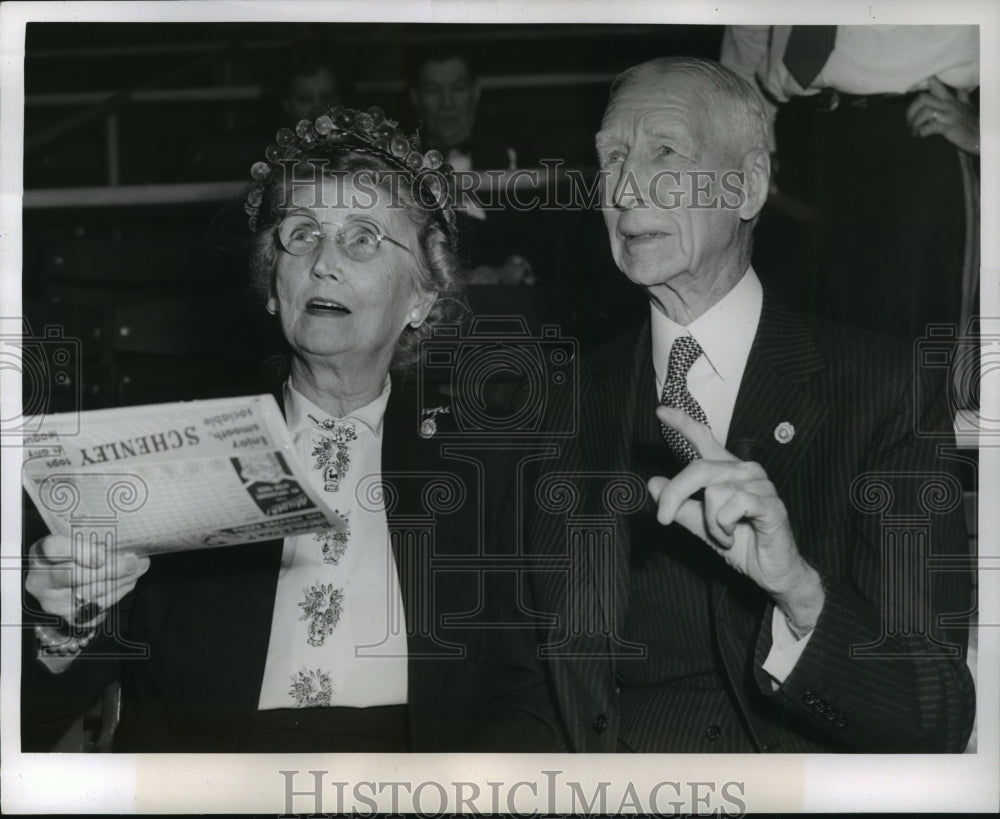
[21,22,724,413]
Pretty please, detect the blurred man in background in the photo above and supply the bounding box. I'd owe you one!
[409,47,534,285]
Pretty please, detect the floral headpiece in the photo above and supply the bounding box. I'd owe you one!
[244,105,457,237]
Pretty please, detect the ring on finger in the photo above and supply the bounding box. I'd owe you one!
[74,600,104,626]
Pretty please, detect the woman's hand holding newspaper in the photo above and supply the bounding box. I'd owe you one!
[26,534,150,633]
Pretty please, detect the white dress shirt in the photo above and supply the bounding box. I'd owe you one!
[257,378,408,710]
[721,25,978,146]
[722,25,978,101]
[649,267,811,682]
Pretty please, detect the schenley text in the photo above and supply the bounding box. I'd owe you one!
[79,426,200,465]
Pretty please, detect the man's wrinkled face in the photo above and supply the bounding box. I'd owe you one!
[596,69,748,297]
[412,57,479,148]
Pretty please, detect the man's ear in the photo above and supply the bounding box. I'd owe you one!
[472,79,482,110]
[738,147,771,222]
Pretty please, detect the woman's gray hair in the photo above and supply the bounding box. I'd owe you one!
[248,145,468,375]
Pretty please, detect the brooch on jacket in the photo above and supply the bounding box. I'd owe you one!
[419,405,451,438]
[309,415,358,492]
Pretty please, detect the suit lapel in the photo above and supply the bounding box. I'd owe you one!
[583,321,652,639]
[378,380,420,639]
[713,293,828,748]
[726,293,828,489]
[379,380,466,656]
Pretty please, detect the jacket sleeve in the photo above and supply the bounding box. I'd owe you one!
[753,362,976,752]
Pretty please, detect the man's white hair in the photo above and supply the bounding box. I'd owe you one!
[609,56,772,157]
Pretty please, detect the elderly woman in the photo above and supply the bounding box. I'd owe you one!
[22,106,537,752]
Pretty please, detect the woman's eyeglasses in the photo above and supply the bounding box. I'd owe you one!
[277,214,412,262]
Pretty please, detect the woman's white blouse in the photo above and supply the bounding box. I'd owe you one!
[257,379,408,710]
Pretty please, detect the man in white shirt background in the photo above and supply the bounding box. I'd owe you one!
[721,25,979,351]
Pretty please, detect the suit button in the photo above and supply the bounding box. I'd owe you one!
[592,714,608,734]
[704,724,721,742]
[836,716,848,729]
[803,691,817,705]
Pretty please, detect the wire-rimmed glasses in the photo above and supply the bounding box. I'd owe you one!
[277,213,412,262]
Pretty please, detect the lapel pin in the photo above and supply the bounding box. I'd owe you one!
[774,421,795,444]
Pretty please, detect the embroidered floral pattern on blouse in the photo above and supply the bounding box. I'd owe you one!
[288,668,334,708]
[299,583,344,647]
[309,417,358,492]
[315,510,350,564]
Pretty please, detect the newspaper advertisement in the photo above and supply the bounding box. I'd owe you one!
[20,394,345,554]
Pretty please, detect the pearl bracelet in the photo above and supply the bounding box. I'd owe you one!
[35,623,97,657]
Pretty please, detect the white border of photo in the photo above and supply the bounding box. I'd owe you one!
[1,0,997,814]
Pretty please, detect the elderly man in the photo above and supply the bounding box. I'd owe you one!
[507,56,975,753]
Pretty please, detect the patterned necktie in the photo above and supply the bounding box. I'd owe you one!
[659,335,711,464]
[783,25,838,90]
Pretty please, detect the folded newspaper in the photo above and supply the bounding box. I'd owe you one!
[21,395,346,555]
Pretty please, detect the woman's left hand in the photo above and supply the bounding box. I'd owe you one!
[906,77,979,156]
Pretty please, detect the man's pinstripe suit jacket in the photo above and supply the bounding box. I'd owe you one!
[509,291,976,752]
